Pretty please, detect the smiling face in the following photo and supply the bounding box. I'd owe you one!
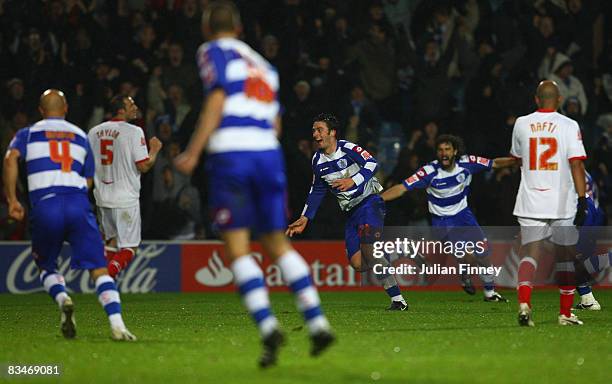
[312,121,337,154]
[122,97,140,121]
[436,141,457,170]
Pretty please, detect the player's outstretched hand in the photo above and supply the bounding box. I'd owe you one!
[331,178,355,192]
[174,151,199,175]
[8,200,25,221]
[149,136,163,153]
[286,216,308,237]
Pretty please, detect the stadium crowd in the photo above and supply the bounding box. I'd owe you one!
[0,0,611,240]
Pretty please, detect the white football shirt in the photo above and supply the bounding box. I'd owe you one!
[88,120,149,208]
[510,109,586,219]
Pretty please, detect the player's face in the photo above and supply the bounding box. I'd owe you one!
[436,142,457,169]
[312,121,335,152]
[124,97,139,121]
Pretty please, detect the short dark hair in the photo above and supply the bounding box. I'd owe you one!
[435,134,465,155]
[313,113,339,133]
[204,1,241,34]
[109,95,128,116]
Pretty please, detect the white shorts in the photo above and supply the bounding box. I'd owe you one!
[98,205,142,248]
[517,217,578,246]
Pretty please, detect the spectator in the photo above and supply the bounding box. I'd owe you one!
[548,53,588,115]
[161,42,198,98]
[344,23,397,118]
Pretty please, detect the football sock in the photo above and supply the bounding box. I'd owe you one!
[372,254,405,302]
[105,246,117,262]
[95,275,126,329]
[475,257,495,293]
[517,256,537,307]
[40,270,69,307]
[277,250,330,334]
[583,251,612,274]
[108,248,135,279]
[577,285,592,296]
[555,261,576,317]
[231,255,278,337]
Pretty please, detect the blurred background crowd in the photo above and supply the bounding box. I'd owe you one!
[1,0,611,240]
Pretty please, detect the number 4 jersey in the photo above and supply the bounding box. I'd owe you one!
[8,118,95,204]
[510,109,587,219]
[88,120,149,208]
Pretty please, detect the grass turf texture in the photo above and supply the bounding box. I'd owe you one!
[1,290,610,384]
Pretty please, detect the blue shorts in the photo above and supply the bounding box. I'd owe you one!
[206,149,288,233]
[31,193,105,271]
[431,208,489,257]
[345,194,385,259]
[577,202,605,259]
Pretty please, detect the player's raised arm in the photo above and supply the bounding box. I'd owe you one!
[492,157,519,169]
[458,155,493,174]
[135,136,163,173]
[380,183,408,202]
[382,165,434,202]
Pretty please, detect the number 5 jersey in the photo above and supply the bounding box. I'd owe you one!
[88,120,149,208]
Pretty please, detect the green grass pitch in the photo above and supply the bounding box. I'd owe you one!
[1,290,611,383]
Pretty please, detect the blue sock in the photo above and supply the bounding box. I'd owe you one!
[231,255,278,337]
[577,285,592,296]
[278,251,329,334]
[385,285,402,299]
[40,270,69,307]
[584,251,612,273]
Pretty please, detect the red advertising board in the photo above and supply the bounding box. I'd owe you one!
[181,242,363,292]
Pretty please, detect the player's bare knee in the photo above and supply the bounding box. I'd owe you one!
[350,252,366,271]
[221,229,251,261]
[89,267,109,281]
[260,231,291,260]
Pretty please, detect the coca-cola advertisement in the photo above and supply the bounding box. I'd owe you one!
[0,242,181,293]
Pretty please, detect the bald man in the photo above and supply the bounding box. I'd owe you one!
[3,89,136,341]
[510,80,588,326]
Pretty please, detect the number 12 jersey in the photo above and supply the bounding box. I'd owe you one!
[510,109,586,219]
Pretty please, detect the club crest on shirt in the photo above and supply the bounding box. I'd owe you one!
[337,159,348,169]
[456,173,466,183]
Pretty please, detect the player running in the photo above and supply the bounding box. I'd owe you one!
[511,80,588,326]
[88,95,162,279]
[174,1,333,368]
[381,134,514,302]
[287,113,409,311]
[3,89,136,340]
